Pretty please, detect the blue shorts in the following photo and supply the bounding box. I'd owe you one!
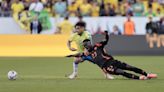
[81,55,93,63]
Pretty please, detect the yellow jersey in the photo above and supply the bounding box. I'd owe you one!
[91,6,100,17]
[104,0,118,8]
[68,4,78,12]
[152,2,163,15]
[69,31,91,52]
[11,2,24,14]
[68,4,78,17]
[75,0,83,6]
[79,4,92,15]
[58,20,74,35]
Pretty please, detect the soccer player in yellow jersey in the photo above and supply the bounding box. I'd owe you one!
[67,22,92,79]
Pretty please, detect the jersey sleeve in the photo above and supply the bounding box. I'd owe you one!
[99,32,109,47]
[87,31,91,39]
[85,31,93,44]
[68,33,76,42]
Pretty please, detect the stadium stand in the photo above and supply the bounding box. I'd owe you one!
[0,0,163,34]
[0,0,163,17]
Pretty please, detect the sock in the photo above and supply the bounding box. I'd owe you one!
[142,71,148,76]
[73,62,78,74]
[131,68,148,76]
[123,72,139,79]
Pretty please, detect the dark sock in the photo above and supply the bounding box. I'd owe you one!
[126,65,148,76]
[132,68,148,76]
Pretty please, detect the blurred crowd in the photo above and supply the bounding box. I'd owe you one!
[0,0,163,17]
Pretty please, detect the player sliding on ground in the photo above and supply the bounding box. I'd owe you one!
[66,31,157,80]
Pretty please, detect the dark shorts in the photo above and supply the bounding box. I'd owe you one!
[81,55,93,63]
[102,60,128,74]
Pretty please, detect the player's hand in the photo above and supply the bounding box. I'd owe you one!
[70,48,77,51]
[104,30,108,34]
[100,30,108,35]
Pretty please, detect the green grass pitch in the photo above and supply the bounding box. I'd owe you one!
[0,56,164,92]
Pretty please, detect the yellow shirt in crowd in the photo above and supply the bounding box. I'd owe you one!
[143,1,163,16]
[91,6,100,17]
[68,4,78,17]
[143,1,148,13]
[152,2,163,16]
[58,20,74,35]
[104,0,118,8]
[79,4,92,15]
[11,2,24,14]
[75,0,84,6]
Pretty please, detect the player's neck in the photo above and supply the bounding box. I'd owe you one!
[78,32,84,36]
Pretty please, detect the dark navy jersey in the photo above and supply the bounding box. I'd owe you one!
[91,42,114,68]
[84,32,114,68]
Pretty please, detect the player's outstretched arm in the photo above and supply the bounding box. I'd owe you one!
[66,53,83,58]
[100,31,109,46]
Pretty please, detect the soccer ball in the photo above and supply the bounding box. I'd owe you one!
[7,70,17,80]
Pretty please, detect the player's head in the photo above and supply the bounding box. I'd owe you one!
[148,16,153,22]
[83,39,94,52]
[64,16,69,20]
[15,0,19,3]
[75,22,86,35]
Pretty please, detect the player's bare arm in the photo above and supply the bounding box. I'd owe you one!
[67,40,77,51]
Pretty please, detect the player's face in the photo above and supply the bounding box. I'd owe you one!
[149,17,152,22]
[75,26,84,35]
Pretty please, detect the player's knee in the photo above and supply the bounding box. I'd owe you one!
[115,69,125,75]
[104,66,115,74]
[74,61,79,64]
[74,57,83,64]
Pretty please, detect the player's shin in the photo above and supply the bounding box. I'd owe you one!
[126,64,148,76]
[123,72,140,80]
[73,61,78,74]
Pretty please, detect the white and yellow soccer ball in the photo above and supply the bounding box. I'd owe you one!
[7,70,17,80]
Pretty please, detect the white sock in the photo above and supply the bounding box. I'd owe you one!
[73,62,78,74]
[106,73,114,79]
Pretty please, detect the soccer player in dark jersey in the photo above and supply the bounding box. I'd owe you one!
[67,31,157,80]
